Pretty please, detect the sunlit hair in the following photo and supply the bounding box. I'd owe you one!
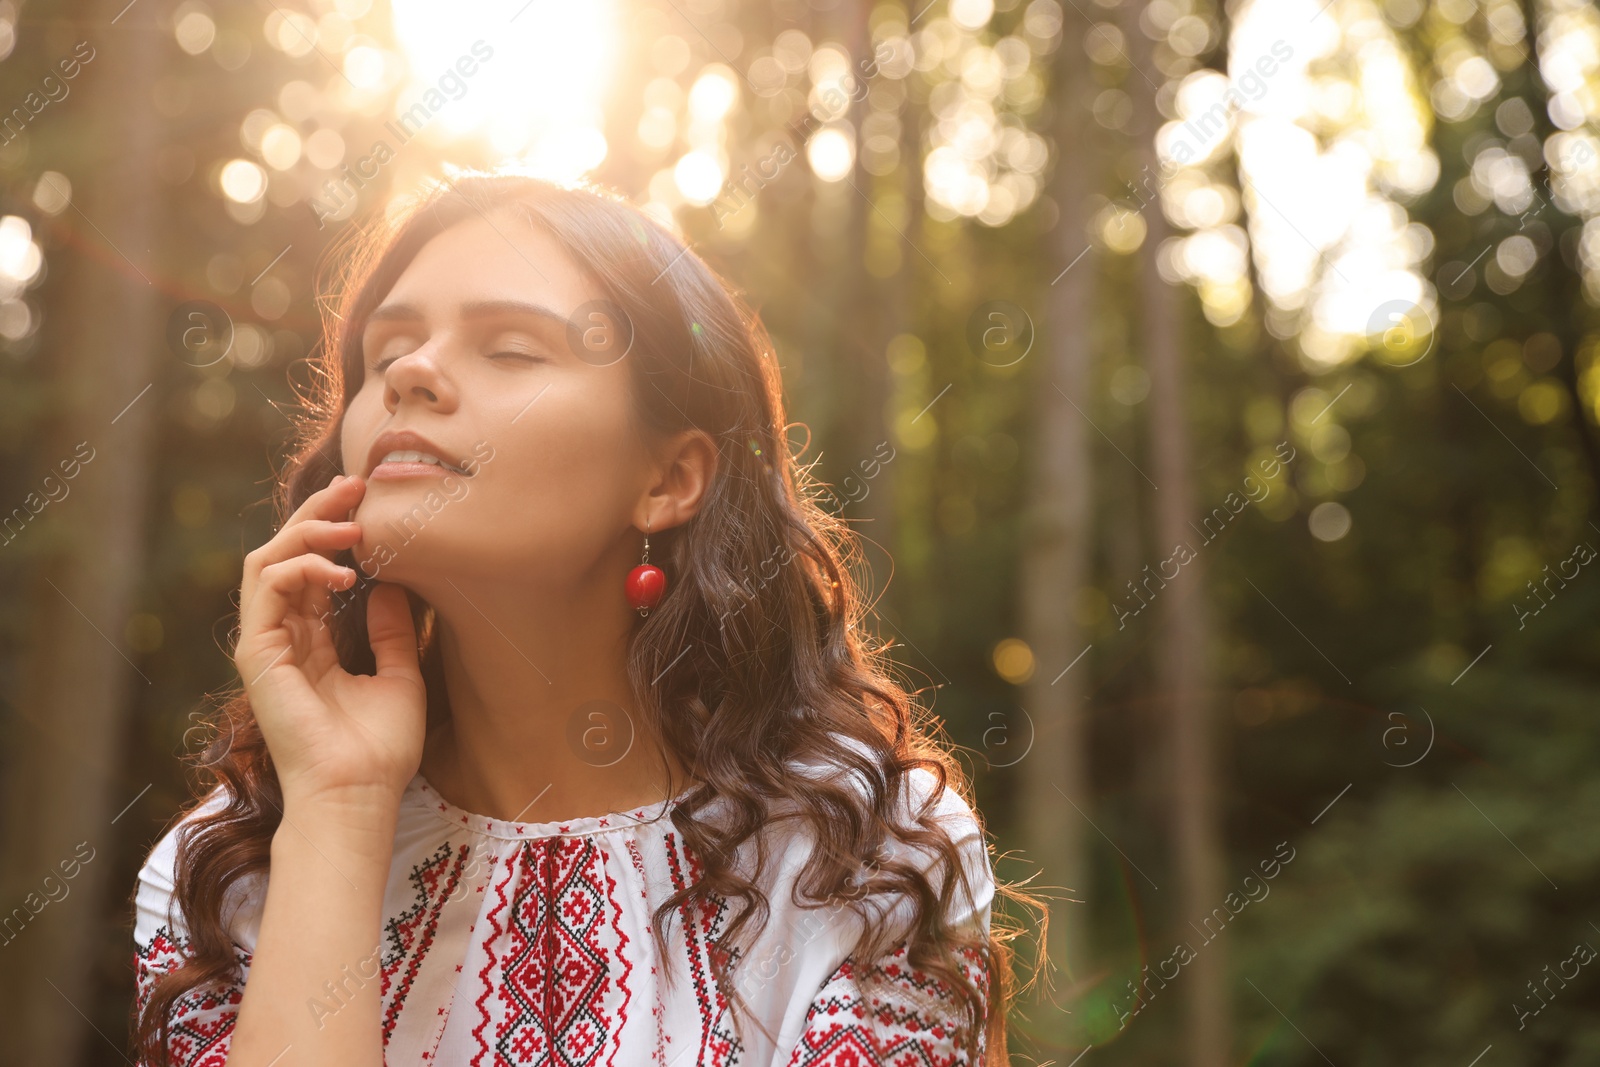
[132,172,1041,1065]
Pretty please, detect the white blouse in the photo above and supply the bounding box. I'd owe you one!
[132,764,996,1067]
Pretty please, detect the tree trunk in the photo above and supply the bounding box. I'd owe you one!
[0,5,166,1061]
[1120,5,1233,1067]
[1019,0,1100,1017]
[847,0,916,558]
[843,0,898,554]
[1519,0,1600,494]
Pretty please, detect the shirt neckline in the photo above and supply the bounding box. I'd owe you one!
[407,771,698,841]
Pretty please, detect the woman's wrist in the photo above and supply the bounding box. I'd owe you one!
[274,791,401,869]
[281,779,405,820]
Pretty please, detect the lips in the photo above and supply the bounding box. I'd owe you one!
[364,430,472,480]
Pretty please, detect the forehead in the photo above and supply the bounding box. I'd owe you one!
[376,210,603,321]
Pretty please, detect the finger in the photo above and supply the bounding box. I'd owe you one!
[242,475,365,585]
[236,555,357,681]
[294,555,337,632]
[245,555,355,651]
[366,582,422,682]
[297,587,347,681]
[242,518,363,607]
[281,473,367,531]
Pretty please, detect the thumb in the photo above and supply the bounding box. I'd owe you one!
[366,581,422,680]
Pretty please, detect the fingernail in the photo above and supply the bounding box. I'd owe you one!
[332,474,346,485]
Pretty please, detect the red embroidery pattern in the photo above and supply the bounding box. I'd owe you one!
[606,858,635,1067]
[132,924,248,1067]
[783,942,989,1067]
[382,840,472,1045]
[662,832,742,1066]
[470,835,629,1066]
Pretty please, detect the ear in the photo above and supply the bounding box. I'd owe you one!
[636,429,719,532]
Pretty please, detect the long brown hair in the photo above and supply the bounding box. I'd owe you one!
[132,173,1040,1064]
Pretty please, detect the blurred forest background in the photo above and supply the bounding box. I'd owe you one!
[0,0,1597,1063]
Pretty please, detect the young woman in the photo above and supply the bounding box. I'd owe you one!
[130,173,1024,1066]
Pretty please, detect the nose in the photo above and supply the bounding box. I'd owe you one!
[383,345,458,414]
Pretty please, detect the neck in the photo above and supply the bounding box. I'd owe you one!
[414,574,690,824]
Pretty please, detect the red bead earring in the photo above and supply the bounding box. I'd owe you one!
[626,521,667,617]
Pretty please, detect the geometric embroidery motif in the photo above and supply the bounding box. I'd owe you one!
[132,923,249,1067]
[663,832,742,1067]
[383,840,470,1046]
[782,941,989,1067]
[470,835,627,1066]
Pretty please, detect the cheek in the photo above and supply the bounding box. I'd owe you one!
[499,370,637,482]
[340,391,382,474]
[493,408,639,520]
[455,405,642,570]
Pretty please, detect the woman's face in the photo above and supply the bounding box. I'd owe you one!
[339,210,654,593]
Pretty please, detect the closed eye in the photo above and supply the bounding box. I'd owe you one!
[370,350,547,373]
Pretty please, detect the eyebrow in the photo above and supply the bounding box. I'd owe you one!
[364,299,569,328]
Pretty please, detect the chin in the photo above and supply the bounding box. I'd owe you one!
[352,515,454,580]
[353,528,515,592]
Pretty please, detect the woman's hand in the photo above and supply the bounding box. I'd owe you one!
[233,474,427,815]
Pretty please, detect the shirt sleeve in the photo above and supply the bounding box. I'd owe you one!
[132,790,255,1067]
[874,766,997,939]
[780,939,990,1067]
[778,767,997,1066]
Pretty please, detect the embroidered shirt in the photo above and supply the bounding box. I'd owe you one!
[132,766,995,1067]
